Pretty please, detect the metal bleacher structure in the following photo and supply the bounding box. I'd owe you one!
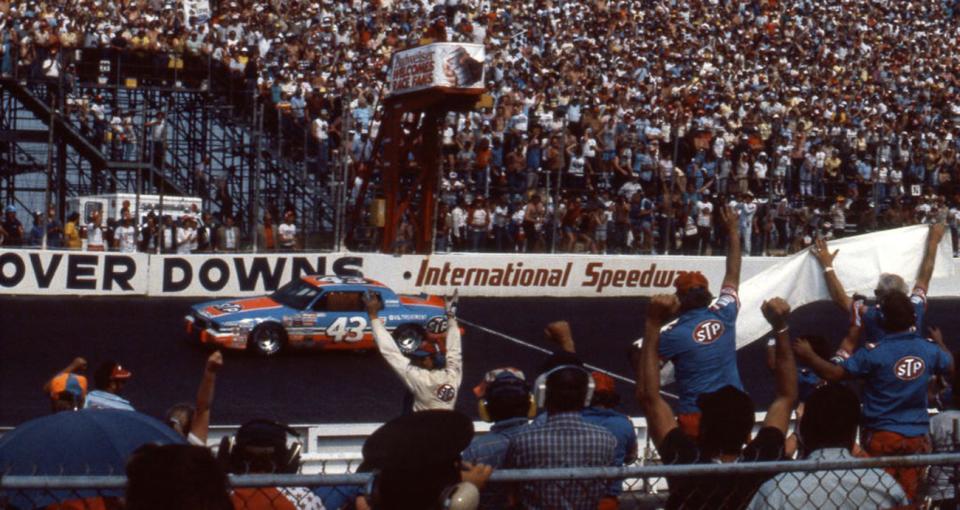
[0,50,343,249]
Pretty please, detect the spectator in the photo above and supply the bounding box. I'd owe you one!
[636,295,796,510]
[2,204,24,246]
[42,357,88,413]
[649,206,741,438]
[365,290,462,412]
[140,215,159,252]
[504,321,617,510]
[64,211,82,250]
[462,367,533,510]
[114,215,137,253]
[583,371,638,509]
[126,444,233,510]
[747,384,909,509]
[222,419,326,509]
[166,351,222,447]
[86,210,105,251]
[927,349,960,508]
[278,210,298,251]
[84,360,134,411]
[215,215,240,252]
[146,111,167,169]
[359,410,490,510]
[45,206,62,248]
[176,216,198,254]
[257,211,277,252]
[27,210,43,246]
[795,293,954,501]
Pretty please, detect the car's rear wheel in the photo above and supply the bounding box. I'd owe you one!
[393,325,424,355]
[250,323,286,356]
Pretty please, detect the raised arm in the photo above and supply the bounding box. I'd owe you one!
[443,292,462,378]
[794,321,855,383]
[43,357,87,394]
[759,298,798,434]
[719,206,741,290]
[363,291,417,390]
[633,294,681,448]
[190,350,223,444]
[916,223,946,291]
[811,237,852,311]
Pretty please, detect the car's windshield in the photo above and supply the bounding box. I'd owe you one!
[270,280,320,310]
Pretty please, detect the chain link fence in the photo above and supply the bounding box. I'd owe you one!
[4,453,960,509]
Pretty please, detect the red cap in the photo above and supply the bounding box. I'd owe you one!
[591,371,616,394]
[111,365,132,380]
[674,272,709,293]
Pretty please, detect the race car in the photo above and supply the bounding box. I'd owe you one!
[184,275,450,356]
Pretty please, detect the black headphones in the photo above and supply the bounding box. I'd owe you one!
[533,364,595,409]
[217,419,302,474]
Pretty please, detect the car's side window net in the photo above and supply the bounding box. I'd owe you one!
[315,291,367,312]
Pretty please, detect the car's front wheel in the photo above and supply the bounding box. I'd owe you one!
[393,325,424,355]
[249,323,286,356]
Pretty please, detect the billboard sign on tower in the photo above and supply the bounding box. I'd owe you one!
[387,43,485,97]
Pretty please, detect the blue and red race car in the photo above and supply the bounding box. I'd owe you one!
[184,276,449,356]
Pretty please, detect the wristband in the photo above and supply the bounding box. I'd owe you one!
[766,338,776,347]
[823,267,834,274]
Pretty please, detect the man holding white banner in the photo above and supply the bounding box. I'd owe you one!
[732,224,955,351]
[811,224,946,359]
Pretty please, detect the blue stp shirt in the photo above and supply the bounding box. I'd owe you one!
[842,331,951,437]
[658,287,743,414]
[858,288,927,344]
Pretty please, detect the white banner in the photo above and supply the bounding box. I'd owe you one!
[183,0,211,27]
[387,43,485,97]
[146,253,365,296]
[146,252,746,298]
[0,249,148,295]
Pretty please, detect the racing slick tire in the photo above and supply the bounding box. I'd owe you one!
[393,324,424,355]
[249,323,286,357]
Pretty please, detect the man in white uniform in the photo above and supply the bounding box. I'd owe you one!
[364,291,462,412]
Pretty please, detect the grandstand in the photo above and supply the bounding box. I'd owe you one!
[3,1,960,508]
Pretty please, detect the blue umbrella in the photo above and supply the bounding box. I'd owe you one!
[0,409,186,508]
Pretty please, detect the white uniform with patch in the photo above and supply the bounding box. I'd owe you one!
[371,317,462,412]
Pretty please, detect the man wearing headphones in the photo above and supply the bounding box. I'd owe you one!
[794,291,954,502]
[222,419,325,510]
[463,367,534,510]
[504,321,617,510]
[364,290,462,412]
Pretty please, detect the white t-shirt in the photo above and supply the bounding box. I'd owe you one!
[696,201,714,227]
[278,222,297,248]
[177,227,197,254]
[222,227,238,250]
[569,156,586,176]
[87,222,104,247]
[451,207,467,232]
[469,208,489,229]
[115,225,137,252]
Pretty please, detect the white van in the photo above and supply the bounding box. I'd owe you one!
[67,193,204,226]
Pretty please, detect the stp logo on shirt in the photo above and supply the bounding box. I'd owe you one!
[436,384,456,402]
[894,356,926,381]
[692,320,725,345]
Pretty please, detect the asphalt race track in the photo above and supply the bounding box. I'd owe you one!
[1,296,956,426]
